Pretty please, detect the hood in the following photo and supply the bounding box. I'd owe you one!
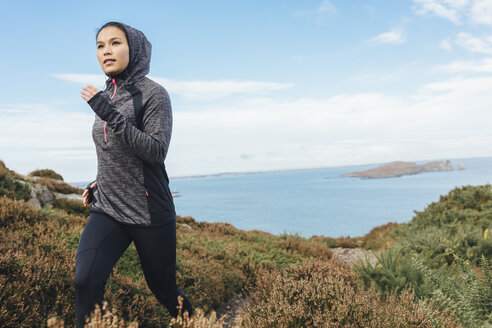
[104,23,152,88]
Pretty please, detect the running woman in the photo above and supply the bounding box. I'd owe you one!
[76,21,193,327]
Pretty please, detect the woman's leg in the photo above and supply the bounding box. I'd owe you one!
[74,211,132,328]
[130,219,194,318]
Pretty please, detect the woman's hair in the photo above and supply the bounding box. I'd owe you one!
[95,21,129,42]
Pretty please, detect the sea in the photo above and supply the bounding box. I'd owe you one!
[168,157,492,238]
[70,157,492,238]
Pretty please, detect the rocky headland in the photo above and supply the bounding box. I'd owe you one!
[342,160,456,179]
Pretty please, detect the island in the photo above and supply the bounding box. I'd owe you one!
[342,160,454,179]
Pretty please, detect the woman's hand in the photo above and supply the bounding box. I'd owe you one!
[82,181,97,207]
[80,85,100,102]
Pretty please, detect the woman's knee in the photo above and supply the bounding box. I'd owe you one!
[74,249,103,289]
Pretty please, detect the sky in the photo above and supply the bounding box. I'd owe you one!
[1,0,492,182]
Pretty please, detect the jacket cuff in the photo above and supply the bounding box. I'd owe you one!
[87,91,115,121]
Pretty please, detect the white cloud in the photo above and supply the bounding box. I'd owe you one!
[152,78,294,100]
[5,70,492,180]
[53,74,107,88]
[0,103,95,182]
[368,30,407,45]
[295,0,336,23]
[439,57,492,72]
[53,74,294,100]
[455,32,492,54]
[412,0,492,26]
[469,0,492,26]
[440,38,453,50]
[412,0,469,24]
[317,0,336,14]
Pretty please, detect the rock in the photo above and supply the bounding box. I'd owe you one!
[178,223,193,230]
[15,178,82,209]
[25,181,54,208]
[331,247,378,266]
[53,192,83,202]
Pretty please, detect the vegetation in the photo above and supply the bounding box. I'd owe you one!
[0,161,489,327]
[34,176,83,195]
[29,168,64,181]
[239,259,460,328]
[354,185,492,327]
[0,160,31,201]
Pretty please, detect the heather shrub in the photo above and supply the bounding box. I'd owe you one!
[53,198,91,217]
[238,258,461,328]
[0,192,335,327]
[0,195,44,228]
[35,176,83,194]
[0,203,77,327]
[29,169,64,181]
[309,235,363,248]
[360,222,401,250]
[0,164,31,201]
[47,297,228,328]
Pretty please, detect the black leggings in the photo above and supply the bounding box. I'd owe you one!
[74,211,193,328]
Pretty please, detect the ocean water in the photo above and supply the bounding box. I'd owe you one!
[169,157,492,238]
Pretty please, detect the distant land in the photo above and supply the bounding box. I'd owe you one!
[342,160,460,179]
[68,158,475,187]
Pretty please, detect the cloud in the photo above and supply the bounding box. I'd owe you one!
[152,78,294,100]
[53,74,294,100]
[317,0,336,14]
[469,0,492,26]
[53,74,107,88]
[295,0,336,23]
[412,0,469,24]
[455,32,492,54]
[0,103,95,182]
[7,66,492,179]
[368,30,407,45]
[439,57,492,72]
[440,38,453,50]
[412,0,492,26]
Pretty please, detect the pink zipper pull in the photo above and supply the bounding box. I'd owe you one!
[145,190,149,197]
[104,78,118,143]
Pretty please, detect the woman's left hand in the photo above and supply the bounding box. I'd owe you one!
[80,85,100,102]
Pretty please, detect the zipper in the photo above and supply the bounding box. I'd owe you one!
[145,189,149,197]
[104,78,118,143]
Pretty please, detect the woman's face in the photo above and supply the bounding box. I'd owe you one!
[96,26,130,76]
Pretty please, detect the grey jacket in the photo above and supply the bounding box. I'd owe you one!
[86,23,175,227]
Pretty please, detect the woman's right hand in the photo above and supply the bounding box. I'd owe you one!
[83,181,97,207]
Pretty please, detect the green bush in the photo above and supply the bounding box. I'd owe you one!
[29,169,64,181]
[395,185,492,266]
[0,165,31,201]
[413,254,492,328]
[354,248,434,298]
[53,198,90,217]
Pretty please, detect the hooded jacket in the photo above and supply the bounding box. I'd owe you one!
[86,23,175,227]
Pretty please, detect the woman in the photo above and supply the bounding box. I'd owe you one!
[76,21,193,327]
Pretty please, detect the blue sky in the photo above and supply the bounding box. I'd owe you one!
[1,0,492,182]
